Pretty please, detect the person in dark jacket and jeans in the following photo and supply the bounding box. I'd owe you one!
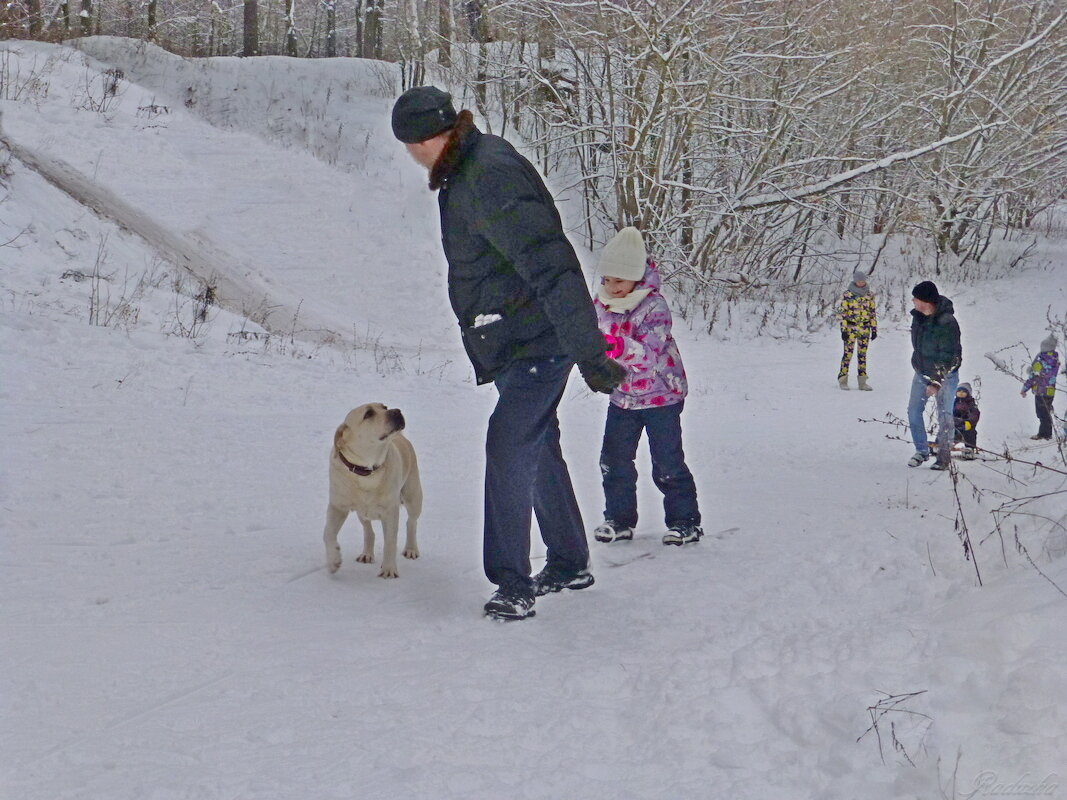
[907,280,962,470]
[391,86,626,621]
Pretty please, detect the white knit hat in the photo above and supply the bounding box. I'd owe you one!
[1041,334,1058,352]
[599,227,647,281]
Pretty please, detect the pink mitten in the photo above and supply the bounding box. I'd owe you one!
[604,334,624,359]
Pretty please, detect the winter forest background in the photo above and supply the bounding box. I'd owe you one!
[3,0,1065,331]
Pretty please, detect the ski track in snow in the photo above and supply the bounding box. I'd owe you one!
[2,37,1067,800]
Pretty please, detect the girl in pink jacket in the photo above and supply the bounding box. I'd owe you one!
[592,228,702,546]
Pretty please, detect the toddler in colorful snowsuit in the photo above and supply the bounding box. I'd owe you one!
[593,227,702,546]
[837,270,878,390]
[953,383,980,459]
[1021,335,1060,440]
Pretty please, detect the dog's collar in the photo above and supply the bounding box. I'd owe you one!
[335,448,381,476]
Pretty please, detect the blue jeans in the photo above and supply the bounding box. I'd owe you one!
[484,357,589,595]
[908,370,959,457]
[599,401,700,529]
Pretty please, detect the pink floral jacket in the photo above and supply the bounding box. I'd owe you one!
[594,261,688,410]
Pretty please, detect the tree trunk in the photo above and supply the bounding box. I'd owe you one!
[537,1,553,60]
[365,0,383,58]
[325,0,336,57]
[286,0,298,56]
[464,0,489,43]
[352,0,362,56]
[26,0,42,37]
[243,0,259,56]
[80,0,92,35]
[438,0,452,67]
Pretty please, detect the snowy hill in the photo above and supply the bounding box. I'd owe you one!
[2,37,1066,800]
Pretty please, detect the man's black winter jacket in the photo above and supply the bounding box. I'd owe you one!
[435,125,605,383]
[910,295,962,385]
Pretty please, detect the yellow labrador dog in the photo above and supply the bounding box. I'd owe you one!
[324,403,422,578]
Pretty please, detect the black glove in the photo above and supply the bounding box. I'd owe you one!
[578,353,627,394]
[870,329,877,341]
[841,330,848,342]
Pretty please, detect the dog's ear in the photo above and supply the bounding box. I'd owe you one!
[333,424,348,449]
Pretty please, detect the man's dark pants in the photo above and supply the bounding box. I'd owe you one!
[484,357,589,596]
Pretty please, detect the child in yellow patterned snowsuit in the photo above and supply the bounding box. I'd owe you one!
[837,270,877,390]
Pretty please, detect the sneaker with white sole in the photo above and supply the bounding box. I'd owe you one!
[907,451,930,467]
[663,522,703,546]
[533,564,595,596]
[593,520,634,543]
[483,586,535,621]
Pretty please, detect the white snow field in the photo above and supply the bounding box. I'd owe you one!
[2,38,1066,800]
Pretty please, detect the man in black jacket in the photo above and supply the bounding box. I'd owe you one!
[907,280,962,470]
[392,86,626,621]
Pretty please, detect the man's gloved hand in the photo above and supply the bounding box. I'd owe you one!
[579,353,627,394]
[841,330,849,342]
[870,329,877,341]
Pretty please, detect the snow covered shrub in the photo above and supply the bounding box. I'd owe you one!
[87,262,144,331]
[162,272,215,339]
[368,61,399,98]
[0,47,52,103]
[74,65,125,113]
[0,143,12,186]
[858,690,932,767]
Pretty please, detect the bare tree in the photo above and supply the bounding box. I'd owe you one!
[11,0,1064,332]
[243,0,259,56]
[286,0,299,56]
[324,0,337,56]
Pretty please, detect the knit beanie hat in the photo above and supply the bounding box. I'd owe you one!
[1041,334,1058,352]
[957,383,972,395]
[599,227,648,281]
[391,86,458,143]
[912,280,939,304]
[849,269,871,296]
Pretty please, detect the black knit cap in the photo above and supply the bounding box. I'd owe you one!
[391,86,458,143]
[912,280,939,303]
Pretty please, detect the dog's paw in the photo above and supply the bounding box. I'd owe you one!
[355,553,375,564]
[403,547,420,560]
[327,557,342,574]
[378,565,400,578]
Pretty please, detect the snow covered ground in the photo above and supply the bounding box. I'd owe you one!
[2,38,1066,800]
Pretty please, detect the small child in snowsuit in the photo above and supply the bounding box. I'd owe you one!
[953,383,980,460]
[1021,334,1060,440]
[593,227,702,547]
[837,270,878,390]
